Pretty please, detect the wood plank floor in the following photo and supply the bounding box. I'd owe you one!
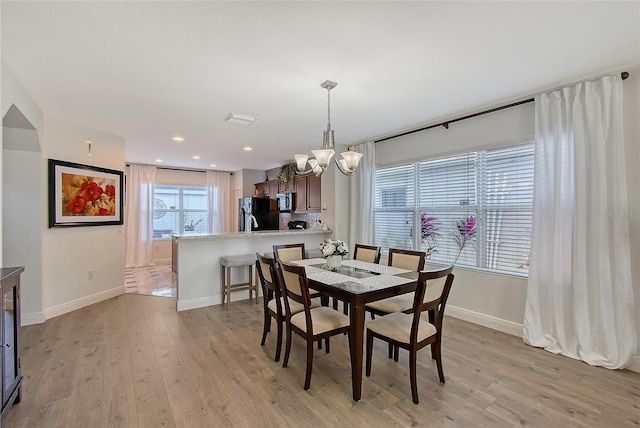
[5,294,640,427]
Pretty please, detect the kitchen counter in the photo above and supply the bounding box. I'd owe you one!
[173,228,332,311]
[172,228,330,241]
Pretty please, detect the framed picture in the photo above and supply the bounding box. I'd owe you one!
[48,159,124,228]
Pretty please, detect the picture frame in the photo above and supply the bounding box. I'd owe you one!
[48,159,124,228]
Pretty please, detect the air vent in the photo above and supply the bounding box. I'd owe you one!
[224,113,257,126]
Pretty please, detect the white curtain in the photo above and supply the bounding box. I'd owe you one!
[349,141,375,247]
[125,164,157,267]
[524,75,636,369]
[206,170,232,233]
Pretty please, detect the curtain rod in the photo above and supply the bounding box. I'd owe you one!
[375,71,629,144]
[125,164,232,175]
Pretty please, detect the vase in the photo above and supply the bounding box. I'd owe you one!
[326,255,342,271]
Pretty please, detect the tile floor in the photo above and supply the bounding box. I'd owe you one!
[124,264,176,297]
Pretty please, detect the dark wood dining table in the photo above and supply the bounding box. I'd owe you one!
[292,258,419,402]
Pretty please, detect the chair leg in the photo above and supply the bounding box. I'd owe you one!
[225,267,231,310]
[434,340,445,383]
[260,310,270,346]
[365,332,374,376]
[394,345,399,362]
[283,324,292,368]
[388,343,393,359]
[274,319,283,362]
[325,337,330,354]
[409,350,419,404]
[304,339,314,390]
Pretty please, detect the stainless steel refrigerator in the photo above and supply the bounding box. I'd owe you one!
[238,197,279,232]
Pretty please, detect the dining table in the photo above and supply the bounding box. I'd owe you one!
[291,258,419,402]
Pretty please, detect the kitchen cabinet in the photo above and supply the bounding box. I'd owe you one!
[278,176,296,193]
[294,175,321,212]
[1,267,23,421]
[254,181,279,197]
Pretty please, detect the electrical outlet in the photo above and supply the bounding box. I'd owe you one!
[88,270,94,280]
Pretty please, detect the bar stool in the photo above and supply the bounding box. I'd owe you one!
[220,253,259,310]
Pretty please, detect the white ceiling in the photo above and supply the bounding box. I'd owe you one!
[2,1,639,172]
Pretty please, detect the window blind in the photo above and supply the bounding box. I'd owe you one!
[373,142,534,275]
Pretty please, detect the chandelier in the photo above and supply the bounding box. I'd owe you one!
[294,80,363,177]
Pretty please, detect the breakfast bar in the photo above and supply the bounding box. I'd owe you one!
[172,229,331,311]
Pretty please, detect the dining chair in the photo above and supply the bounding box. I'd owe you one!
[277,260,350,390]
[365,265,455,404]
[365,248,426,319]
[274,243,331,311]
[273,243,305,262]
[256,253,321,362]
[353,244,382,264]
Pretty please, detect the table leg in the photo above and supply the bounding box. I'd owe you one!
[349,300,365,401]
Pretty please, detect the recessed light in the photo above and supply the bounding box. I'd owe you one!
[155,159,163,163]
[224,113,257,126]
[243,147,253,152]
[172,136,184,142]
[192,155,201,159]
[209,164,217,168]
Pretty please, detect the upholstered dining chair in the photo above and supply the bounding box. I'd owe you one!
[256,253,321,362]
[365,248,426,319]
[273,243,305,262]
[353,244,382,264]
[277,261,350,390]
[365,265,455,404]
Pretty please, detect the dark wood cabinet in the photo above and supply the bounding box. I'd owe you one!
[278,176,296,193]
[1,267,23,421]
[294,175,321,212]
[255,180,280,197]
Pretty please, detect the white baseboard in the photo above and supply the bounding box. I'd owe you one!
[177,296,220,311]
[446,306,640,374]
[446,305,524,338]
[21,312,46,326]
[626,356,640,373]
[45,286,125,320]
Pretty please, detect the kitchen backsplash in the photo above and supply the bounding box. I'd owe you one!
[279,212,322,230]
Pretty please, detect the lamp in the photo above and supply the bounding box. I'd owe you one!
[295,80,363,177]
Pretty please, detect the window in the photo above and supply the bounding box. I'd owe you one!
[373,142,534,275]
[153,184,208,238]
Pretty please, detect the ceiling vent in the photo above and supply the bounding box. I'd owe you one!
[224,113,257,126]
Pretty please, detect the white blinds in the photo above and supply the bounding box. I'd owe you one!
[373,142,534,274]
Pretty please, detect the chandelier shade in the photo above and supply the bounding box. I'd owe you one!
[294,80,363,177]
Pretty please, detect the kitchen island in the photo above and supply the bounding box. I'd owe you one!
[172,229,332,311]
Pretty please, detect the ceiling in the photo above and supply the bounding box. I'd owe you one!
[2,1,639,172]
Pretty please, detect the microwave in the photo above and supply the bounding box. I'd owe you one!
[276,193,294,212]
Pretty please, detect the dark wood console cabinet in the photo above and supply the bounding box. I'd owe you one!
[0,267,23,421]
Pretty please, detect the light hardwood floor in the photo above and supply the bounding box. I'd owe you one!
[5,294,640,427]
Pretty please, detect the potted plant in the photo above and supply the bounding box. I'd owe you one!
[278,161,297,184]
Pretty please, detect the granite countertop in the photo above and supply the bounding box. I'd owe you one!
[173,229,332,241]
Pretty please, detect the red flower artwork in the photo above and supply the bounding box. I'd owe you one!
[105,184,116,198]
[81,181,104,201]
[67,196,86,214]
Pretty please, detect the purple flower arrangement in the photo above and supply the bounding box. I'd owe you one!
[452,215,477,262]
[420,213,440,258]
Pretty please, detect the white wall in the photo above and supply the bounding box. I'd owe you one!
[3,149,44,324]
[42,116,126,319]
[376,102,535,331]
[374,72,640,350]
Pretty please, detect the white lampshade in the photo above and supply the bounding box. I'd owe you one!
[309,159,323,176]
[340,151,363,171]
[294,154,309,172]
[311,148,335,168]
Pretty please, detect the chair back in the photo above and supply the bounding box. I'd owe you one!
[256,252,279,294]
[410,266,455,342]
[354,244,381,264]
[277,261,314,321]
[273,243,305,262]
[388,248,426,271]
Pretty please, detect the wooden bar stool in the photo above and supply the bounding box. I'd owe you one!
[220,253,259,310]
